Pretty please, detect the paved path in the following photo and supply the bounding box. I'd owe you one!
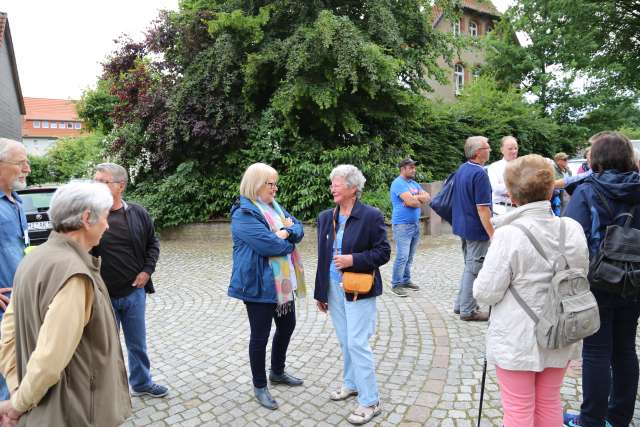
[122,231,640,426]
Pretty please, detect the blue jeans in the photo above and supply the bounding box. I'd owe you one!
[391,222,420,287]
[0,309,8,400]
[454,238,489,317]
[328,278,379,407]
[111,288,153,391]
[580,290,640,427]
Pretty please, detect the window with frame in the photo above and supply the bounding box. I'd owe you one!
[67,122,73,129]
[74,122,81,129]
[33,121,40,128]
[51,122,57,129]
[454,64,465,95]
[469,21,478,37]
[42,120,49,129]
[473,66,481,80]
[452,19,461,36]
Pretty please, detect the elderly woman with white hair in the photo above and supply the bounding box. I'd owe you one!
[228,162,306,411]
[315,164,390,425]
[0,182,131,427]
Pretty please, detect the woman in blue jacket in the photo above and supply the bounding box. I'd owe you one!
[315,164,391,425]
[228,163,305,410]
[563,132,640,427]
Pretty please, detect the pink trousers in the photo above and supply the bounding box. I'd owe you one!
[495,365,568,427]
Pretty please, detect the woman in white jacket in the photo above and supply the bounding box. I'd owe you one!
[473,154,589,427]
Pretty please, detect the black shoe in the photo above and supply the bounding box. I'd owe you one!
[453,308,460,315]
[401,282,420,291]
[254,386,278,410]
[460,310,489,321]
[269,370,304,386]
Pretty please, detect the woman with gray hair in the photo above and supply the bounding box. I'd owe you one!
[315,164,390,425]
[0,182,132,426]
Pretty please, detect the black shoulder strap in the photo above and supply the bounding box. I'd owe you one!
[593,188,614,219]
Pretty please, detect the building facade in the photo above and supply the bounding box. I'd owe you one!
[0,12,25,141]
[427,0,501,102]
[22,97,85,155]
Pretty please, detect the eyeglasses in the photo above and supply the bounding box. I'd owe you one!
[265,181,278,189]
[93,179,122,185]
[1,159,30,167]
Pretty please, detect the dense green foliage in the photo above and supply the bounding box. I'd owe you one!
[82,0,609,228]
[484,0,640,143]
[28,135,105,185]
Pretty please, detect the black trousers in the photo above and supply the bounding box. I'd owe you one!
[245,302,296,388]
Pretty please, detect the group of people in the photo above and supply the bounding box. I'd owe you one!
[0,138,166,426]
[453,132,640,427]
[0,129,638,426]
[229,131,640,427]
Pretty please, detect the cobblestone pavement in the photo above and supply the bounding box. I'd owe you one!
[121,231,640,426]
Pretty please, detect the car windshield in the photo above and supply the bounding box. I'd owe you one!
[20,192,55,212]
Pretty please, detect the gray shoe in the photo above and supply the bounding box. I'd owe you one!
[391,287,408,297]
[254,386,278,410]
[401,282,420,291]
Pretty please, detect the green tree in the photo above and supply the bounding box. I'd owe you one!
[76,79,119,134]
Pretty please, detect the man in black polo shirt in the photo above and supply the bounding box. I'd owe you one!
[93,163,167,398]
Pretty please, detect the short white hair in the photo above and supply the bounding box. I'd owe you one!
[49,182,113,232]
[329,164,366,198]
[464,136,489,159]
[0,138,24,161]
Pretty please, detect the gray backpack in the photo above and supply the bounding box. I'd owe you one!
[509,221,600,349]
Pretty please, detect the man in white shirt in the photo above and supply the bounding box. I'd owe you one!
[487,136,518,215]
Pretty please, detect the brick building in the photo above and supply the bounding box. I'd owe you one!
[22,97,86,155]
[428,0,502,102]
[0,12,26,141]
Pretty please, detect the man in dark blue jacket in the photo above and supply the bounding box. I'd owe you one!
[93,163,166,399]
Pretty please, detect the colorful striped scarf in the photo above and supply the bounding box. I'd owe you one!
[253,199,306,316]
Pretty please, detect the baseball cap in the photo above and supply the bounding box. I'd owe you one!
[398,158,418,168]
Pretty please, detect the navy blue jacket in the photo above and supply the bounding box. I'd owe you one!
[564,170,640,259]
[228,196,304,303]
[314,200,391,303]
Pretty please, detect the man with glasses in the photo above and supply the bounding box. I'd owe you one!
[92,163,167,398]
[451,137,493,322]
[0,138,31,401]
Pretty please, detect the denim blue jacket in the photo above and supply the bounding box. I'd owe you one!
[0,192,28,314]
[228,196,304,303]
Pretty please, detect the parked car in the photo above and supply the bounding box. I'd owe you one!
[17,185,58,246]
[567,158,586,176]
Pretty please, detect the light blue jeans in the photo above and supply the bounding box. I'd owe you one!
[391,222,420,287]
[328,278,379,407]
[454,238,490,317]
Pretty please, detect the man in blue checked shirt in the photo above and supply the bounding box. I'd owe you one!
[0,138,31,400]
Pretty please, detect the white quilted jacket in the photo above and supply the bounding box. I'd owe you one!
[473,201,589,371]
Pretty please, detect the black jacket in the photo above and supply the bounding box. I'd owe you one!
[93,201,160,294]
[314,200,391,303]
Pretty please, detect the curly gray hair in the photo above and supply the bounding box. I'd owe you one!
[329,164,366,199]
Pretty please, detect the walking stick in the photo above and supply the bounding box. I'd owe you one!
[477,306,492,427]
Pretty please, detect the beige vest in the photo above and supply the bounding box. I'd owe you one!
[12,232,132,427]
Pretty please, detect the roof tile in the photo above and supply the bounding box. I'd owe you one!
[23,97,81,121]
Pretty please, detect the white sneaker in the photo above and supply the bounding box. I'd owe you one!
[347,402,381,425]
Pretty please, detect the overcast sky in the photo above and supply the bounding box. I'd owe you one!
[2,0,513,100]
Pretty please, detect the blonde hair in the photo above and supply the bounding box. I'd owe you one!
[504,154,554,205]
[239,163,278,200]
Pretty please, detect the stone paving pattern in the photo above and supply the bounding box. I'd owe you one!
[121,231,640,426]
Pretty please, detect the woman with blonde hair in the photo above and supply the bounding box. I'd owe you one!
[473,154,589,426]
[228,163,305,410]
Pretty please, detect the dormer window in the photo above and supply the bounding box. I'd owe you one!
[469,21,478,37]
